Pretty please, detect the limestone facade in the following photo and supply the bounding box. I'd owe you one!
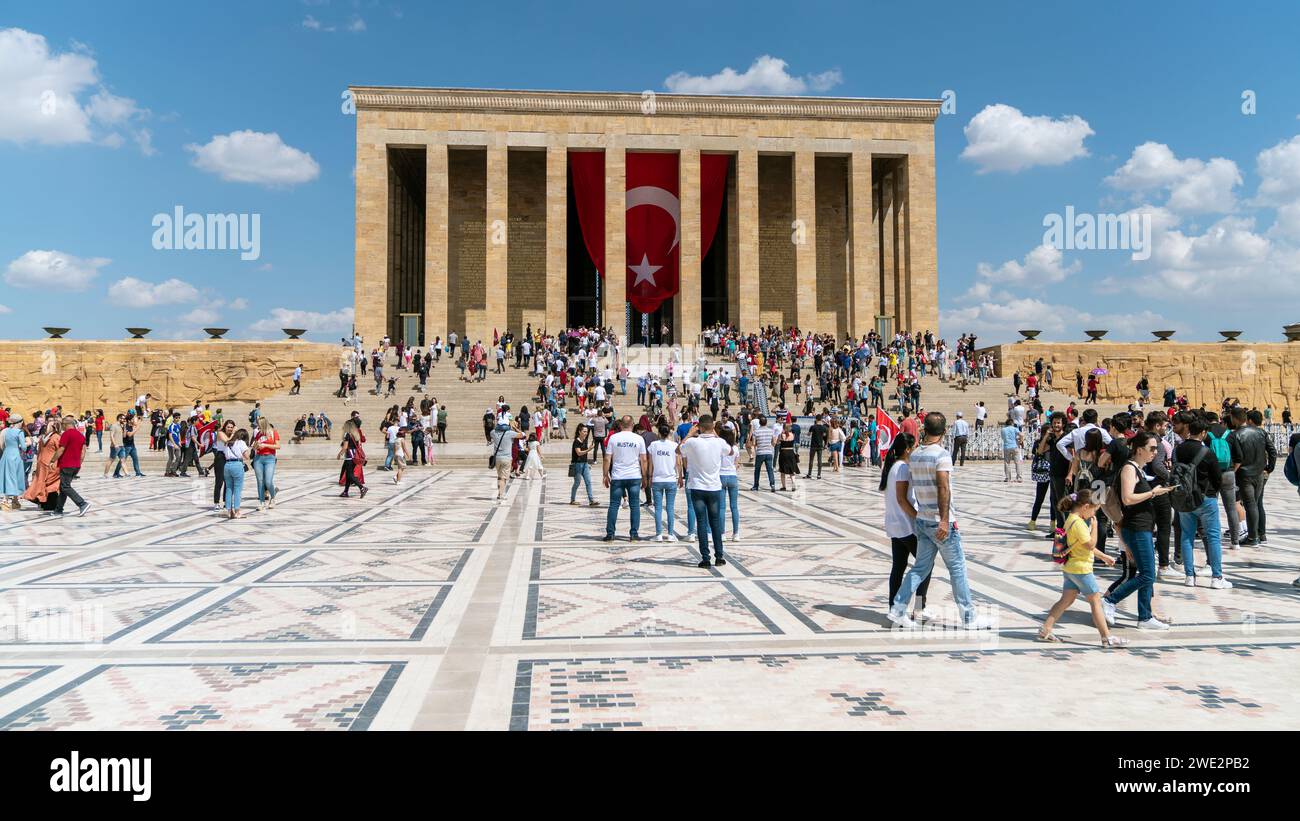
[988,341,1300,411]
[0,340,339,414]
[351,87,941,346]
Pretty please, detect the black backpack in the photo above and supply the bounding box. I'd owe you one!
[1169,445,1208,513]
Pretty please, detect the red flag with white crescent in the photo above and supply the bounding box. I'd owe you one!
[875,407,900,456]
[625,152,680,314]
[196,420,217,455]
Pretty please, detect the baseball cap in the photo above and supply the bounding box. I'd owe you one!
[956,411,963,417]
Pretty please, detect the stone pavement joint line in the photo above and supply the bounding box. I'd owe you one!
[0,463,1297,730]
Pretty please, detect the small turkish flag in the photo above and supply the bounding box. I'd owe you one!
[875,408,900,457]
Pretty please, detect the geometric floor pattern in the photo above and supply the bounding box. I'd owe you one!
[1,463,1298,730]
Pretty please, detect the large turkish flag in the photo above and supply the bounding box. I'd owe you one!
[625,152,679,314]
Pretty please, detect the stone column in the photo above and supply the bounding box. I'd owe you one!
[604,141,626,334]
[849,150,877,340]
[423,142,448,345]
[736,148,760,331]
[793,150,818,331]
[354,139,388,342]
[906,151,939,336]
[545,141,567,334]
[676,145,702,345]
[880,169,897,332]
[483,138,508,344]
[896,160,911,331]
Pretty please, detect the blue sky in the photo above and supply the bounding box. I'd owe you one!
[3,0,1300,344]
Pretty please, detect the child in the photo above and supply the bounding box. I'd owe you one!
[385,375,397,398]
[1038,489,1128,647]
[392,430,408,484]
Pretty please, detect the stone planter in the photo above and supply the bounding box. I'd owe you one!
[126,327,151,339]
[43,327,70,339]
[1285,323,1300,342]
[204,328,229,339]
[1017,330,1041,341]
[1219,331,1242,342]
[1084,329,1108,341]
[1152,330,1175,341]
[282,328,307,340]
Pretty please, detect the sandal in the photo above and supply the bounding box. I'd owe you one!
[1103,635,1130,648]
[1036,631,1062,642]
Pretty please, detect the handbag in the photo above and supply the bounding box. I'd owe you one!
[567,463,578,478]
[488,430,507,468]
[1030,451,1051,483]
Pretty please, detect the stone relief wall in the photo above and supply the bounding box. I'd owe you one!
[986,342,1300,411]
[0,340,340,413]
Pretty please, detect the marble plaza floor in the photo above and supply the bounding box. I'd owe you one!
[0,462,1298,731]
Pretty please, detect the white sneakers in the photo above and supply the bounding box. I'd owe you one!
[964,614,996,630]
[886,608,916,628]
[1210,577,1233,590]
[1101,598,1117,626]
[730,530,741,541]
[665,533,677,542]
[1137,617,1170,631]
[1184,575,1196,587]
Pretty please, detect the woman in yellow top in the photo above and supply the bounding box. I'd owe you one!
[1037,488,1128,647]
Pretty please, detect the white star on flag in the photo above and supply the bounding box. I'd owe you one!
[630,253,662,287]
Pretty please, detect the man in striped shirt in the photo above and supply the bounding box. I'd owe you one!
[888,411,995,630]
[748,415,777,492]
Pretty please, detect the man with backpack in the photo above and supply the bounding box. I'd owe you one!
[1205,411,1243,548]
[1169,417,1232,589]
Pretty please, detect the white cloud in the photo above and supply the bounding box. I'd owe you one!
[106,276,201,308]
[249,307,354,337]
[960,104,1093,173]
[186,130,320,187]
[180,307,221,325]
[302,13,366,33]
[228,297,249,310]
[1255,135,1300,206]
[942,297,1179,345]
[0,304,12,314]
[973,243,1080,289]
[1105,142,1240,213]
[0,28,153,153]
[665,55,842,95]
[4,249,108,290]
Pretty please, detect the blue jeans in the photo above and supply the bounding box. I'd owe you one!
[893,520,976,624]
[384,442,395,469]
[651,481,677,536]
[752,453,775,489]
[254,455,277,502]
[690,488,725,561]
[1178,496,1223,577]
[684,486,695,534]
[720,474,740,534]
[1107,528,1157,621]
[115,444,143,477]
[223,461,245,511]
[605,478,642,537]
[569,461,593,502]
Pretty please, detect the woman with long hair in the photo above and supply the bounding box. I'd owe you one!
[826,418,845,472]
[336,420,368,499]
[718,427,741,540]
[222,428,253,519]
[253,418,281,510]
[880,432,932,621]
[211,420,235,510]
[0,416,28,510]
[776,421,798,492]
[21,417,61,511]
[1101,431,1175,630]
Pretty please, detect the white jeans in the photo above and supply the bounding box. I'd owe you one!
[1002,448,1021,480]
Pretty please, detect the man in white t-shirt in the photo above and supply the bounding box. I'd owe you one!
[679,414,733,567]
[603,415,648,541]
[647,426,681,542]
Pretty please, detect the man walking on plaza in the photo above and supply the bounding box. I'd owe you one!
[1001,417,1023,481]
[749,414,777,491]
[887,412,993,629]
[805,413,828,479]
[951,410,970,467]
[1235,408,1275,545]
[51,415,90,517]
[679,414,732,567]
[603,415,648,541]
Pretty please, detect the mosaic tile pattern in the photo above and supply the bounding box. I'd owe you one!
[2,463,1298,730]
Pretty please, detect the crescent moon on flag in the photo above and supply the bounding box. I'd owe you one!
[625,185,680,252]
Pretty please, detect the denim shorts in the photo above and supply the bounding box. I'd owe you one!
[1062,571,1102,597]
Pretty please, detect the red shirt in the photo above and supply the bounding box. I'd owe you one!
[58,428,86,469]
[95,416,105,432]
[255,429,280,456]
